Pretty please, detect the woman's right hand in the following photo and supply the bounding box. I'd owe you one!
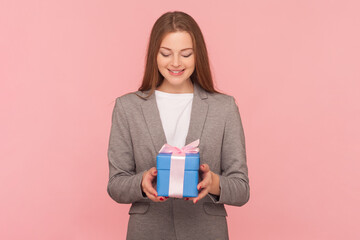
[141,167,169,202]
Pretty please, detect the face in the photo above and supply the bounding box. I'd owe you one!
[157,31,195,91]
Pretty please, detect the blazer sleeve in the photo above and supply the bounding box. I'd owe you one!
[208,96,250,206]
[107,97,148,204]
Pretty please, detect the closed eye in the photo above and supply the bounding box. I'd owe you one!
[160,53,193,58]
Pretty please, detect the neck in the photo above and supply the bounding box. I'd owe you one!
[156,79,194,93]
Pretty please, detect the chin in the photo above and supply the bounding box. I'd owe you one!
[167,78,188,86]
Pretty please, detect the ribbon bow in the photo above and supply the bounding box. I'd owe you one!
[159,139,200,155]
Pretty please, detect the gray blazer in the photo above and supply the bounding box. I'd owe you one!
[107,81,250,240]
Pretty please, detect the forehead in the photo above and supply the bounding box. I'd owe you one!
[160,31,193,50]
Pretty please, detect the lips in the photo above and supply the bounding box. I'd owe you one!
[168,68,185,76]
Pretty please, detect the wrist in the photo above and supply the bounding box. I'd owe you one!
[141,170,148,198]
[209,172,220,196]
[141,170,147,191]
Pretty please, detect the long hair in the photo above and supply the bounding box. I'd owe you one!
[137,11,222,99]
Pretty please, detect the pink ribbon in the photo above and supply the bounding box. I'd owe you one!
[158,139,200,155]
[158,139,200,198]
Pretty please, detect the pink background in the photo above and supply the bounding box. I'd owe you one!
[1,0,359,239]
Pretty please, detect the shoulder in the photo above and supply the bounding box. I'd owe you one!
[203,90,243,125]
[112,90,146,109]
[206,91,237,112]
[207,91,234,103]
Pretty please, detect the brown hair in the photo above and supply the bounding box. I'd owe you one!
[137,11,222,99]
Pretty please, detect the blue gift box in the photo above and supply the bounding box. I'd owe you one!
[156,152,200,198]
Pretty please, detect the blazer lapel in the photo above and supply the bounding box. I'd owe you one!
[140,81,209,153]
[185,82,208,146]
[141,93,167,154]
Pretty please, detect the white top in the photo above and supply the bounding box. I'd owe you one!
[155,90,194,149]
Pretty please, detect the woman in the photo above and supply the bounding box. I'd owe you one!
[107,11,250,240]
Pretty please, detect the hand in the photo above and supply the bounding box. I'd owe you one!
[141,167,169,202]
[187,164,220,204]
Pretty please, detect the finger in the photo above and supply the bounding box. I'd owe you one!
[197,174,212,190]
[149,167,158,177]
[145,168,157,182]
[144,190,161,202]
[193,188,209,204]
[146,185,158,197]
[143,179,158,197]
[157,196,169,202]
[200,164,210,173]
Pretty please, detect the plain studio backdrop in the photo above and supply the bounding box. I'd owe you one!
[1,0,359,239]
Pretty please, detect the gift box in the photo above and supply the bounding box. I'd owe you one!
[156,139,200,198]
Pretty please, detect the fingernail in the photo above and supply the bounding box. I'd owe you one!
[165,197,169,199]
[160,197,164,201]
[154,170,157,174]
[198,185,201,190]
[185,197,189,200]
[195,199,198,204]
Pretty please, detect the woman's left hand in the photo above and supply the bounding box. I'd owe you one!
[187,163,220,204]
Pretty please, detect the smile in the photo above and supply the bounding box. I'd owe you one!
[168,69,185,76]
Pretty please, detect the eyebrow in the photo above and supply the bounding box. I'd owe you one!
[160,47,193,51]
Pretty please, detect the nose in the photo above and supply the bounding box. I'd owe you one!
[171,54,181,67]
